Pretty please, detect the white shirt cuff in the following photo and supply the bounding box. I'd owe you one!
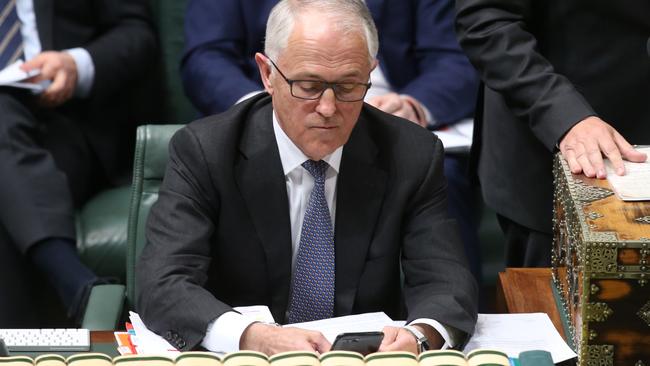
[201,311,258,353]
[409,318,459,350]
[64,47,94,98]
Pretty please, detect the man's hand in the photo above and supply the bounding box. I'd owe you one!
[559,116,647,179]
[21,51,78,107]
[240,323,331,356]
[379,324,444,354]
[378,326,419,354]
[367,93,427,127]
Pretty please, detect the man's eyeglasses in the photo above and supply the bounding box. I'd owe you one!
[267,57,371,102]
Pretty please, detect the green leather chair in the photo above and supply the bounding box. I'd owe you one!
[82,124,183,330]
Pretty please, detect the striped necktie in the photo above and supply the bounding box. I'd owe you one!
[287,159,336,323]
[0,0,23,69]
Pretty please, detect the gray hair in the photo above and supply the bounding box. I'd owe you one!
[264,0,379,64]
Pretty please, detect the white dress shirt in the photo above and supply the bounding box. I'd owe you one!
[201,112,455,353]
[15,0,95,97]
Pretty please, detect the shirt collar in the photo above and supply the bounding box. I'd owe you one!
[272,111,343,176]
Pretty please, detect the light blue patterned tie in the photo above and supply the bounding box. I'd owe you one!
[0,0,24,69]
[287,160,335,323]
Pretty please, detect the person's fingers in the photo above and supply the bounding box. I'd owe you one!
[378,329,416,353]
[583,137,606,178]
[560,142,582,175]
[308,331,331,354]
[393,106,418,123]
[599,133,625,176]
[379,326,399,348]
[571,142,596,178]
[39,71,67,106]
[614,131,648,164]
[20,54,46,72]
[367,95,383,108]
[377,94,402,114]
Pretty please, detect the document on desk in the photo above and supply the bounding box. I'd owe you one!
[605,147,650,201]
[463,313,577,363]
[129,311,180,357]
[289,312,396,343]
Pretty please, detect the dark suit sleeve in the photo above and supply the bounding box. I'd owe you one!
[401,137,478,346]
[181,0,265,115]
[85,0,156,100]
[136,127,230,351]
[397,0,479,125]
[454,0,595,150]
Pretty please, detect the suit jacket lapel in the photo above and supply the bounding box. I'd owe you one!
[234,102,293,322]
[33,0,53,50]
[334,114,387,316]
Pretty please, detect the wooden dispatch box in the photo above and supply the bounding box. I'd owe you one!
[552,154,650,366]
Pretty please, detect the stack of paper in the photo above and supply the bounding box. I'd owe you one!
[0,60,47,91]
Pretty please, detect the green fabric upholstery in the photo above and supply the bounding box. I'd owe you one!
[127,125,184,308]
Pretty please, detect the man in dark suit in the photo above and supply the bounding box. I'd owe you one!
[455,0,650,267]
[0,0,155,326]
[138,0,477,355]
[181,0,485,287]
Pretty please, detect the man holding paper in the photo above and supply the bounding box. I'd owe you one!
[0,0,155,326]
[137,0,477,356]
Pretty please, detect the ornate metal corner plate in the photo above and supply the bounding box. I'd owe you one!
[585,345,614,366]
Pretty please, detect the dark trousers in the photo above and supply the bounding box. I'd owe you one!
[0,90,102,326]
[497,214,552,267]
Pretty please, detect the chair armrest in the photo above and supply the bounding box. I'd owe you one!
[81,284,126,330]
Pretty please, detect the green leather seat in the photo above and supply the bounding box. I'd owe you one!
[82,124,183,330]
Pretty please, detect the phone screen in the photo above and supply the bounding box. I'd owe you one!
[330,331,384,355]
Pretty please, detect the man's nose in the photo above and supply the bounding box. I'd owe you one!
[316,88,337,117]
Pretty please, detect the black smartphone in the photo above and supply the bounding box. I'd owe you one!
[330,331,384,355]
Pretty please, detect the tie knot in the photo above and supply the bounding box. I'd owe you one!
[302,160,329,181]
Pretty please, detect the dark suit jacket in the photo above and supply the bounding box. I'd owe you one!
[35,0,156,179]
[455,0,650,233]
[136,94,478,351]
[181,0,478,125]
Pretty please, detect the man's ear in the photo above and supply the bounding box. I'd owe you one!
[255,53,274,95]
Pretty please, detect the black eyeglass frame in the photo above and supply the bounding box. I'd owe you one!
[267,57,372,102]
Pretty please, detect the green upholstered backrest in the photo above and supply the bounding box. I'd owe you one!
[126,124,184,307]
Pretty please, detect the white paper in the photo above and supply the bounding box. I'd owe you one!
[0,60,47,91]
[463,313,577,363]
[433,118,473,153]
[605,147,650,201]
[129,311,181,358]
[289,312,394,343]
